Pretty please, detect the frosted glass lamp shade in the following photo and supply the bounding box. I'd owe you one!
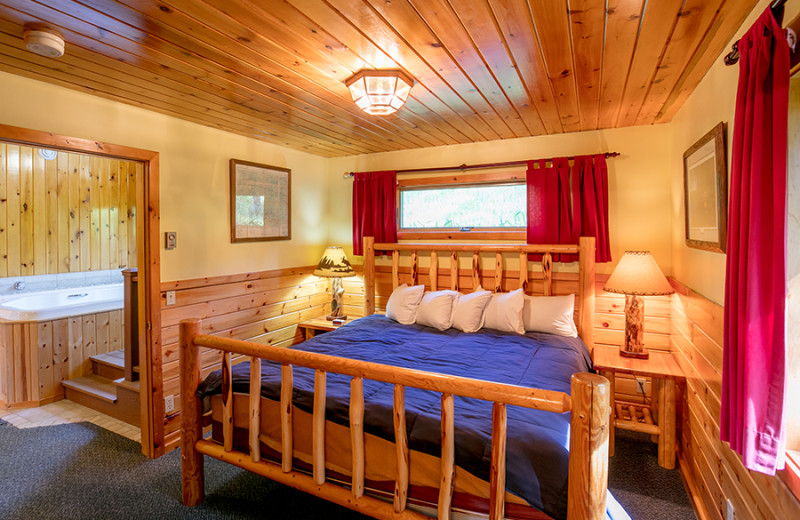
[345,70,414,116]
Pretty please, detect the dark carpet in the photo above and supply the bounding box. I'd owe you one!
[0,419,695,520]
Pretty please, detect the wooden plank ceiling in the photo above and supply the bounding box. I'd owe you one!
[0,0,760,157]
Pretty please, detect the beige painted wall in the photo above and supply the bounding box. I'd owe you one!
[0,71,330,282]
[668,0,799,304]
[328,124,674,276]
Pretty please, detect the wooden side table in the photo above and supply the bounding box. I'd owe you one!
[298,316,355,341]
[592,345,685,469]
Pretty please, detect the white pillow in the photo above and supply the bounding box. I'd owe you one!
[482,288,525,335]
[415,290,458,331]
[385,284,425,325]
[522,294,578,337]
[451,290,492,333]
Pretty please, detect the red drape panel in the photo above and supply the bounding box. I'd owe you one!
[721,7,790,475]
[574,154,611,263]
[352,170,397,256]
[526,159,559,246]
[527,155,611,263]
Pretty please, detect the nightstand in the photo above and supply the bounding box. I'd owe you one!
[592,345,685,469]
[298,316,355,341]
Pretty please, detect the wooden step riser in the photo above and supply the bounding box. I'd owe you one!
[91,359,126,381]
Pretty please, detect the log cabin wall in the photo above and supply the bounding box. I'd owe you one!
[671,280,800,519]
[0,142,138,277]
[158,265,329,451]
[0,309,123,408]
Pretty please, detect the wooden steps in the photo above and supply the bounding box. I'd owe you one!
[91,350,126,380]
[63,350,140,427]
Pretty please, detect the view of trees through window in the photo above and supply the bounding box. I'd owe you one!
[400,184,526,229]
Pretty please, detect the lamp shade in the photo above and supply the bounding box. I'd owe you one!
[603,251,674,296]
[345,69,414,116]
[314,247,356,278]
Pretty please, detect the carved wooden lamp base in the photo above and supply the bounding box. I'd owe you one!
[326,276,347,321]
[620,294,648,359]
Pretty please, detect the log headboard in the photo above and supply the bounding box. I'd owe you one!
[362,236,596,351]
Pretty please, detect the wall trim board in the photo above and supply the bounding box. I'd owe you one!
[0,123,162,458]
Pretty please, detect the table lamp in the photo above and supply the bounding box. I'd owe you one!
[603,251,674,359]
[314,246,356,321]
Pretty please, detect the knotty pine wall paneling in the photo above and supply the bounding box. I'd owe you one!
[671,280,800,520]
[0,142,138,277]
[159,266,329,452]
[0,309,123,409]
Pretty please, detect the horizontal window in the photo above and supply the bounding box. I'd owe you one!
[399,183,526,231]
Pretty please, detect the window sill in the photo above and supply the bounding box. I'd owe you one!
[779,450,800,503]
[397,230,526,241]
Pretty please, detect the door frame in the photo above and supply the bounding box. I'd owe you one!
[0,124,163,457]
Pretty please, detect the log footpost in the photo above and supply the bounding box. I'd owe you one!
[180,319,204,506]
[567,372,610,520]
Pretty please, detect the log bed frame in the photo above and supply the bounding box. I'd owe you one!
[180,237,610,520]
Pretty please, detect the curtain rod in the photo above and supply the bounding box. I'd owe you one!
[343,151,620,178]
[724,0,788,66]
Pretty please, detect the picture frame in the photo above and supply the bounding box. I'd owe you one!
[683,122,727,253]
[230,159,291,243]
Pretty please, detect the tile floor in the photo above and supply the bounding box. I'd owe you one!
[0,399,140,442]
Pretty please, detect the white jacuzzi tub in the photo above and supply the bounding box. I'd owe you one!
[0,283,124,322]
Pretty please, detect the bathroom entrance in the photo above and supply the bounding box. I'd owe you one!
[0,124,161,457]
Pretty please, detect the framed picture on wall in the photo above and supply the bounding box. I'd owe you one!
[230,159,291,242]
[683,122,727,253]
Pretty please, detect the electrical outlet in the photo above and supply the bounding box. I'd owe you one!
[166,290,176,306]
[165,395,175,414]
[726,498,735,520]
[635,377,647,395]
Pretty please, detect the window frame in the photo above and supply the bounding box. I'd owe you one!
[396,171,527,241]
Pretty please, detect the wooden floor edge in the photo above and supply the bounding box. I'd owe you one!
[678,453,712,520]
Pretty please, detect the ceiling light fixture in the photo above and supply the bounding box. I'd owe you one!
[23,26,65,58]
[344,69,414,116]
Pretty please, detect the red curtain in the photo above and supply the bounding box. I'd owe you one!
[352,170,397,256]
[574,155,611,263]
[526,155,611,263]
[721,7,790,475]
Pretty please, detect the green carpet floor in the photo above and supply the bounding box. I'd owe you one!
[0,419,695,519]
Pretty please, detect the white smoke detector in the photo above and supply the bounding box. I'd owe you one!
[23,28,65,58]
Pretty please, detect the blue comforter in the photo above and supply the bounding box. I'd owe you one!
[197,314,594,519]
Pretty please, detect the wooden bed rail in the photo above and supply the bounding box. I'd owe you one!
[180,320,610,520]
[364,237,596,352]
